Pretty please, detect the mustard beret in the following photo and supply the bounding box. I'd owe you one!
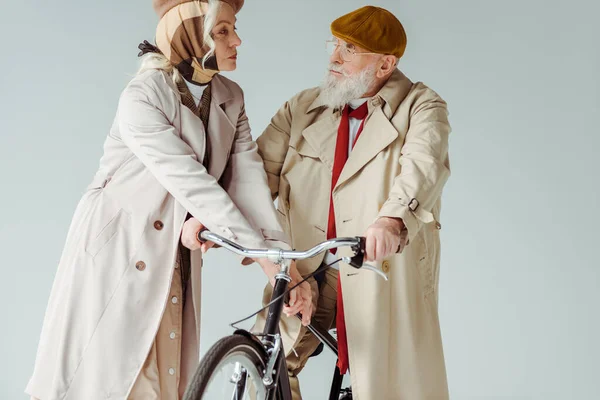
[153,0,244,18]
[331,6,407,58]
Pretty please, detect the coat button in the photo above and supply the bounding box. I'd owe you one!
[381,260,390,273]
[136,261,146,271]
[154,220,164,230]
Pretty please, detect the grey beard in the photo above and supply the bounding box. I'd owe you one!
[319,65,377,109]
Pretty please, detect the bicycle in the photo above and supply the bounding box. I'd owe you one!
[182,230,388,400]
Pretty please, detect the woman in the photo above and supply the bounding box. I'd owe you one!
[26,1,312,399]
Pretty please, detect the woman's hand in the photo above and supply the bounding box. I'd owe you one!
[256,259,313,326]
[181,217,214,253]
[286,268,314,327]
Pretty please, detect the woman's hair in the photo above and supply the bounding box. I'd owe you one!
[136,0,221,84]
[201,0,220,68]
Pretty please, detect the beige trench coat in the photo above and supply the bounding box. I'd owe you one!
[26,70,288,400]
[257,69,451,399]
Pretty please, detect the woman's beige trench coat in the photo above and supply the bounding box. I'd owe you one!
[26,69,288,400]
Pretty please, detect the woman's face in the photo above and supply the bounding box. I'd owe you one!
[211,2,241,72]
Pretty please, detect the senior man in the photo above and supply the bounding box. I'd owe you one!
[255,6,451,399]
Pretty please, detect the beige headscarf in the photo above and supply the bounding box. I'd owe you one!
[139,0,244,85]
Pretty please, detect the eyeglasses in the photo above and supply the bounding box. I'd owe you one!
[325,38,380,62]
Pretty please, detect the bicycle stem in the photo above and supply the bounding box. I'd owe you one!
[263,274,288,336]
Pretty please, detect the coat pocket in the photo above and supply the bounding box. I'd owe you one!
[85,209,126,258]
[84,205,134,311]
[414,231,435,297]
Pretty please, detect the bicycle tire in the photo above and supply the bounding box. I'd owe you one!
[183,334,269,400]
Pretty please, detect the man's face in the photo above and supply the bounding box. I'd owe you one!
[320,37,381,109]
[327,37,381,79]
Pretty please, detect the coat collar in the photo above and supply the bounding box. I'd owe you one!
[165,72,234,106]
[209,74,235,105]
[302,69,414,190]
[165,71,236,180]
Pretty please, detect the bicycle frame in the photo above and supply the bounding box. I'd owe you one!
[259,261,346,400]
[261,261,292,400]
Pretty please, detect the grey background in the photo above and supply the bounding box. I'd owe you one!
[1,0,599,398]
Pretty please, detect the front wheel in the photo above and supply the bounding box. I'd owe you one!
[183,334,269,400]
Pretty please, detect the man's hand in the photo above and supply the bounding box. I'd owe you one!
[181,217,214,253]
[364,217,405,261]
[257,259,313,326]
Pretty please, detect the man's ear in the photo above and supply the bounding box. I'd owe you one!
[377,55,398,78]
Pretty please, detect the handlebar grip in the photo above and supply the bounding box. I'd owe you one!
[348,236,366,269]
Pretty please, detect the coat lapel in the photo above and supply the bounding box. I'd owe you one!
[204,75,236,181]
[166,73,236,182]
[206,99,235,180]
[335,108,398,190]
[334,69,414,190]
[300,69,414,188]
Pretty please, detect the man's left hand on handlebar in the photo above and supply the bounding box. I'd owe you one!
[364,217,407,262]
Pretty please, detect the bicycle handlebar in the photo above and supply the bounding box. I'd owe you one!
[198,230,388,280]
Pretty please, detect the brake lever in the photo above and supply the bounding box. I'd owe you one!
[340,258,389,281]
[342,237,389,281]
[348,237,365,268]
[356,264,389,281]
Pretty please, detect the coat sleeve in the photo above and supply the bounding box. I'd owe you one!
[255,99,293,200]
[220,91,291,251]
[117,79,268,250]
[377,87,451,243]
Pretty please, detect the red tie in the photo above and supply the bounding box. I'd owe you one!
[327,101,368,374]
